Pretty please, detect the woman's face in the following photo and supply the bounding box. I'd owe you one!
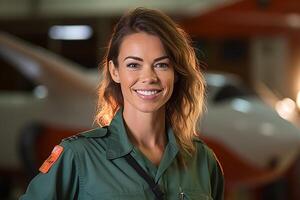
[109,32,175,114]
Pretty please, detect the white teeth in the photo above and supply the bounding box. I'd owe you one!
[136,90,159,96]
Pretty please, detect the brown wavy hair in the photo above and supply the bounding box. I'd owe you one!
[95,7,206,155]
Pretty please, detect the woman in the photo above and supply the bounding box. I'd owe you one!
[21,8,224,200]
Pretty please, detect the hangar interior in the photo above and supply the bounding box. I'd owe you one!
[1,0,300,199]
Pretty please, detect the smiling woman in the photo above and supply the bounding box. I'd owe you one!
[20,8,224,200]
[109,32,175,115]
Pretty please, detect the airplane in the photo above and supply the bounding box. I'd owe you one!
[0,32,300,192]
[0,32,97,159]
[200,73,300,188]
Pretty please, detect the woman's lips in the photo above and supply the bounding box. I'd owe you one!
[134,89,162,100]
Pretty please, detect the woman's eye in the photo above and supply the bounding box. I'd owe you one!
[155,63,169,69]
[126,63,139,68]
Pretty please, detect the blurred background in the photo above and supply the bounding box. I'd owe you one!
[1,0,300,199]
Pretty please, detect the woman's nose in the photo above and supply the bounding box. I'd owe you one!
[140,67,158,83]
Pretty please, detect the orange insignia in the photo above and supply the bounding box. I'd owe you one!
[39,145,64,173]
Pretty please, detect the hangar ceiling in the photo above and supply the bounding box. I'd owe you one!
[0,0,239,19]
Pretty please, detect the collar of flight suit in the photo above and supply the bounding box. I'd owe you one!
[105,108,133,160]
[105,108,179,165]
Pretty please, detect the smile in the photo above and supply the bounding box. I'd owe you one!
[135,89,162,100]
[135,89,162,96]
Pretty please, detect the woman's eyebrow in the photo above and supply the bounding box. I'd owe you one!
[123,55,169,62]
[154,56,169,62]
[124,56,143,61]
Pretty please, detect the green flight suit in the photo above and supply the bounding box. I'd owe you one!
[20,110,224,200]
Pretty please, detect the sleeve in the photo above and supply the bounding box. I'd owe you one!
[19,142,80,200]
[208,148,225,200]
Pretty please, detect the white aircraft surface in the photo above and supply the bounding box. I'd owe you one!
[200,74,300,187]
[0,32,99,170]
[0,32,300,189]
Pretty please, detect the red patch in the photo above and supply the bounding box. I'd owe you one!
[39,145,64,173]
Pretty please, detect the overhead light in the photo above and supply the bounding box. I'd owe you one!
[275,98,296,120]
[48,25,93,40]
[231,98,251,113]
[33,85,48,99]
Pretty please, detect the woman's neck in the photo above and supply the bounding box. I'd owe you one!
[122,106,167,166]
[123,106,167,148]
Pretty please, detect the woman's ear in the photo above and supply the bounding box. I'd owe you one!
[109,60,120,83]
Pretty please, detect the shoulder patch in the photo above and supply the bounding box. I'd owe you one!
[39,145,64,173]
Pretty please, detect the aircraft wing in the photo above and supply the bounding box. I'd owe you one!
[0,32,98,96]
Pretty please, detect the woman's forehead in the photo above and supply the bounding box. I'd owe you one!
[118,32,167,60]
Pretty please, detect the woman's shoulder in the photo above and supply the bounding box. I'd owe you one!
[60,127,109,154]
[192,135,210,152]
[193,135,224,176]
[192,136,221,166]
